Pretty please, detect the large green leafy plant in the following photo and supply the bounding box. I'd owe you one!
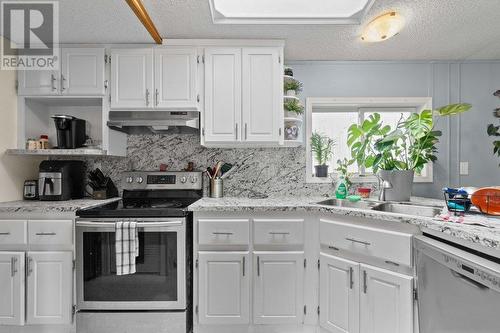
[347,103,472,173]
[487,123,500,165]
[310,132,335,165]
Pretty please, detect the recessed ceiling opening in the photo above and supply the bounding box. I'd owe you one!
[209,0,376,24]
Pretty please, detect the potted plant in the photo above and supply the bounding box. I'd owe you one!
[311,131,335,177]
[284,80,303,97]
[487,123,500,166]
[284,99,304,118]
[335,157,353,189]
[347,103,472,201]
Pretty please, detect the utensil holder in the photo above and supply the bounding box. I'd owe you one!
[210,178,223,198]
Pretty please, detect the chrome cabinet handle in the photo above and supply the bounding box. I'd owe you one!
[349,267,354,289]
[11,257,17,277]
[155,89,159,106]
[61,74,66,91]
[235,123,238,140]
[212,232,233,235]
[27,257,33,276]
[257,256,260,276]
[51,74,57,91]
[242,257,246,277]
[36,232,56,236]
[244,123,248,140]
[145,89,150,106]
[346,237,371,246]
[0,232,11,235]
[363,270,367,293]
[269,232,290,235]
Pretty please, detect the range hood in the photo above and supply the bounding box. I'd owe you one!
[107,111,199,133]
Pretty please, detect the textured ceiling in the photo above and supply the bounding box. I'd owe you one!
[58,0,500,61]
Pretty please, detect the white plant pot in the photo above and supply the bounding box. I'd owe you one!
[285,111,302,119]
[286,90,296,97]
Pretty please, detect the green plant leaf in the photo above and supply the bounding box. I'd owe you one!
[437,103,472,116]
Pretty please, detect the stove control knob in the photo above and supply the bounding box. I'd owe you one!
[190,176,198,184]
[180,176,187,183]
[136,177,144,184]
[126,176,134,183]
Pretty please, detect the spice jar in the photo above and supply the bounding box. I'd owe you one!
[38,135,49,149]
[26,138,37,150]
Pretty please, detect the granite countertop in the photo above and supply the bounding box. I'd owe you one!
[0,197,121,214]
[189,196,500,251]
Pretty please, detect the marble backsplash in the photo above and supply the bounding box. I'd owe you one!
[86,133,339,198]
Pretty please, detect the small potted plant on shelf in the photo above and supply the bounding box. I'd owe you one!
[284,99,304,118]
[346,103,472,201]
[284,80,303,97]
[311,131,335,178]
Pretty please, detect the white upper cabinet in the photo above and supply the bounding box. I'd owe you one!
[111,49,154,109]
[198,251,250,325]
[61,48,105,95]
[320,253,359,333]
[18,48,105,96]
[0,252,25,326]
[242,48,282,143]
[359,264,413,333]
[203,47,242,143]
[202,46,283,146]
[154,48,198,109]
[26,251,72,325]
[253,252,304,324]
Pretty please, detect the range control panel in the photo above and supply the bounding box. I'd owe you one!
[122,171,202,190]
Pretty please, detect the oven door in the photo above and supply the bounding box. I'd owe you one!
[76,218,186,311]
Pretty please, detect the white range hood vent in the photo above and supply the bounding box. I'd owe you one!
[107,111,199,134]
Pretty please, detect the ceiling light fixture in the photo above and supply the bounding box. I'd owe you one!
[361,11,405,42]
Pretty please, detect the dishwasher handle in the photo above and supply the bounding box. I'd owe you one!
[450,270,489,290]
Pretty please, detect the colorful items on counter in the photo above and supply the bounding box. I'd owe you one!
[471,187,500,216]
[357,187,372,198]
[26,135,49,150]
[335,176,348,199]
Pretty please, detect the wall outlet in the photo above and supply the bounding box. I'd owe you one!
[459,162,469,175]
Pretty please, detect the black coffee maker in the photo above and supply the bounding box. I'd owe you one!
[51,115,86,149]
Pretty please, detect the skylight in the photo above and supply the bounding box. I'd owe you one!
[209,0,375,24]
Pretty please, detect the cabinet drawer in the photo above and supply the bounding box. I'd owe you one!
[28,220,73,246]
[320,219,412,266]
[198,219,249,246]
[253,219,304,246]
[0,220,27,245]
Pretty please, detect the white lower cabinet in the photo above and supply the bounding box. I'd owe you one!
[320,254,413,333]
[198,251,250,325]
[320,253,359,333]
[26,251,73,325]
[359,264,413,333]
[253,252,304,324]
[0,252,25,326]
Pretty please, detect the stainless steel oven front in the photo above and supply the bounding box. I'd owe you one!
[76,218,186,311]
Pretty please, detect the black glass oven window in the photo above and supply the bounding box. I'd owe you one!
[83,231,178,302]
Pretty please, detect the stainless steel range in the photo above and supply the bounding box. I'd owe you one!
[75,171,202,333]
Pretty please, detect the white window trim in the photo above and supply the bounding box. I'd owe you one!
[305,97,434,184]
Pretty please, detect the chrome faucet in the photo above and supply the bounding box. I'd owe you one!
[376,175,393,201]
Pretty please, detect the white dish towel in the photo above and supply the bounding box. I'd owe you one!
[115,221,139,275]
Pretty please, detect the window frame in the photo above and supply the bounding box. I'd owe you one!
[305,97,434,184]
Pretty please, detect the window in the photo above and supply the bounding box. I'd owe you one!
[306,97,434,183]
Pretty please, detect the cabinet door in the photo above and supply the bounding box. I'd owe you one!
[360,264,413,333]
[111,49,154,109]
[203,48,242,143]
[242,48,282,143]
[198,251,249,325]
[154,48,198,109]
[0,252,25,326]
[61,48,105,95]
[253,252,304,324]
[17,70,59,95]
[320,253,359,333]
[26,251,72,325]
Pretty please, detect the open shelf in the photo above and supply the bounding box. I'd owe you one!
[6,148,108,157]
[284,95,300,101]
[284,117,303,122]
[283,139,303,147]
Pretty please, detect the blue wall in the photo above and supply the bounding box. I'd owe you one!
[289,61,500,198]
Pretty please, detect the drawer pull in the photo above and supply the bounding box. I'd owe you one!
[269,232,290,235]
[385,260,400,267]
[212,232,233,235]
[345,237,371,246]
[328,245,339,251]
[11,257,17,277]
[35,232,57,236]
[0,232,11,235]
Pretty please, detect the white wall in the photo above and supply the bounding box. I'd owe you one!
[0,38,40,201]
[290,61,500,197]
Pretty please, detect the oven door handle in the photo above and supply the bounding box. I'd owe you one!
[76,221,183,228]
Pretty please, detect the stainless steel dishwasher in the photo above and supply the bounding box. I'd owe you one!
[414,235,500,333]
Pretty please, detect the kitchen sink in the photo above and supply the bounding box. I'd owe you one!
[371,202,442,217]
[316,198,380,210]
